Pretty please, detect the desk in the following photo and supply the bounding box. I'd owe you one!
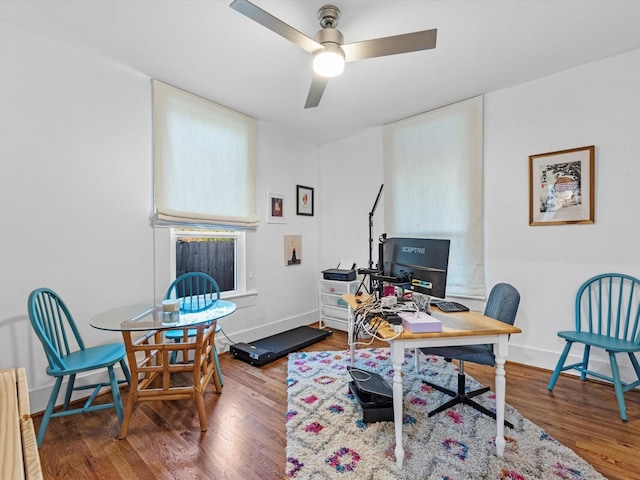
[90,300,236,438]
[343,295,521,469]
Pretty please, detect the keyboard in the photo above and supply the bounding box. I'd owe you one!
[434,301,469,313]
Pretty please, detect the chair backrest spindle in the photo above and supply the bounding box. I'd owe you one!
[165,272,220,313]
[28,288,86,371]
[576,273,640,345]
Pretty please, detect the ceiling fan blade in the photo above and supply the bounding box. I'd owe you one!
[304,74,329,109]
[230,0,322,54]
[342,28,437,62]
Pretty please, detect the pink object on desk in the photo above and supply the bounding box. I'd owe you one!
[398,311,442,333]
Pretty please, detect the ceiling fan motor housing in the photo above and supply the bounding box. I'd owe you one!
[315,5,344,49]
[318,5,340,28]
[314,26,344,47]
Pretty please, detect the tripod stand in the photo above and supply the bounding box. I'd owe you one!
[357,184,384,295]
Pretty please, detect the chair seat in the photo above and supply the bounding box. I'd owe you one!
[46,343,126,376]
[179,298,215,312]
[165,323,221,340]
[557,331,640,353]
[421,344,494,366]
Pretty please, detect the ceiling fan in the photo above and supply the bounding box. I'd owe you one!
[230,0,437,108]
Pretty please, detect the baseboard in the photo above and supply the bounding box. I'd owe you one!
[508,343,639,384]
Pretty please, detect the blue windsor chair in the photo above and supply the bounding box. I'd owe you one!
[27,288,131,446]
[164,272,224,385]
[548,273,640,421]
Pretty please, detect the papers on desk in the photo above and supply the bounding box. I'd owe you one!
[398,311,442,333]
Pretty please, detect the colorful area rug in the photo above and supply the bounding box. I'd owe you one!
[285,348,605,479]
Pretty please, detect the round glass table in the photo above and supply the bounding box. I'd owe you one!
[90,300,237,332]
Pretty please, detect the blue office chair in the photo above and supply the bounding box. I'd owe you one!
[164,272,224,385]
[548,273,640,421]
[420,283,520,426]
[27,288,131,446]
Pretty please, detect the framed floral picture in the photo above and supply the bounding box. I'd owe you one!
[529,145,595,226]
[267,192,286,224]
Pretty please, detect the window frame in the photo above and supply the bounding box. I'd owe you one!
[170,228,247,298]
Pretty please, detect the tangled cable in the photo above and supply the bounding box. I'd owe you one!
[350,297,419,346]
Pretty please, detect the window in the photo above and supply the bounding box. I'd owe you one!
[383,96,485,299]
[171,229,246,296]
[152,80,256,298]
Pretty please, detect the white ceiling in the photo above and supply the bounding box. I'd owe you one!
[2,0,640,144]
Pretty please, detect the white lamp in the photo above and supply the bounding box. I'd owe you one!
[313,43,345,78]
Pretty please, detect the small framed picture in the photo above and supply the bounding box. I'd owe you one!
[296,185,314,216]
[529,145,595,226]
[284,234,302,266]
[267,192,286,224]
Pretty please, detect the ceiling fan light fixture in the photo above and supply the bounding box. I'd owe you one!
[230,0,438,107]
[313,44,345,77]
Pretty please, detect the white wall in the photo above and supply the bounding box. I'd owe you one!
[0,22,321,411]
[484,48,640,375]
[0,22,154,409]
[318,47,640,381]
[236,121,320,341]
[3,16,640,413]
[318,128,385,273]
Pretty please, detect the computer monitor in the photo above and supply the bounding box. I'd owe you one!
[382,237,451,299]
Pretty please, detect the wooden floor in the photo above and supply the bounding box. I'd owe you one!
[34,328,640,480]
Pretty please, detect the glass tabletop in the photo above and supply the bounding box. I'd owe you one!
[90,300,237,332]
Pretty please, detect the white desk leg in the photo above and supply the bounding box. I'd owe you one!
[494,336,508,457]
[391,342,405,469]
[348,307,355,366]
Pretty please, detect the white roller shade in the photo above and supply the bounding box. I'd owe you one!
[383,96,485,298]
[153,80,258,230]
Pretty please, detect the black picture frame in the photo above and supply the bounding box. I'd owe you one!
[296,185,314,216]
